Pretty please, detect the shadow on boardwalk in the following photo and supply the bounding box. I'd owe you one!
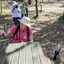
[0,43,8,64]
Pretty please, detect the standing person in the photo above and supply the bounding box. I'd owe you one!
[0,16,33,43]
[11,1,21,25]
[53,44,61,60]
[20,2,28,18]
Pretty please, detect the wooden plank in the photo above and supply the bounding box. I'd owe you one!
[36,42,51,64]
[10,43,21,64]
[31,42,41,64]
[25,43,33,64]
[34,42,47,64]
[4,42,50,64]
[6,43,15,64]
[19,43,26,64]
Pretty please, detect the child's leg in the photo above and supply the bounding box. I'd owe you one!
[25,14,27,16]
[26,7,28,17]
[13,17,20,25]
[13,18,17,25]
[53,51,59,60]
[21,14,23,18]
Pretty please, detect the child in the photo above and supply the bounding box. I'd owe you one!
[11,1,21,25]
[20,2,28,18]
[53,43,61,60]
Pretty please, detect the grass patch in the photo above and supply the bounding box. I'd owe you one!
[39,10,43,12]
[58,14,64,22]
[58,14,63,18]
[39,10,44,13]
[0,1,9,8]
[0,10,10,15]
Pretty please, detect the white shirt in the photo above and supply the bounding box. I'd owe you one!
[11,5,21,18]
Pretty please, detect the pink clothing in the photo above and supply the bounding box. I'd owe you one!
[10,26,32,43]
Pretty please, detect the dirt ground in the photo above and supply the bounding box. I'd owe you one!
[0,1,64,64]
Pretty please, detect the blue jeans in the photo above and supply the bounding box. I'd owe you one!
[13,17,21,25]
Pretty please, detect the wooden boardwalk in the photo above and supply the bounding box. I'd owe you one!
[0,42,53,64]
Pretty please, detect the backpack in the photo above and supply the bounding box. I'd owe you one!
[13,24,30,42]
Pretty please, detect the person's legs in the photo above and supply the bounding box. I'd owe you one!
[16,17,21,25]
[13,17,21,25]
[22,14,27,17]
[25,14,27,16]
[13,18,17,25]
[26,7,28,17]
[53,51,59,60]
[21,14,23,18]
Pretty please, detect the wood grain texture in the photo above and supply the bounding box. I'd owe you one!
[0,42,51,64]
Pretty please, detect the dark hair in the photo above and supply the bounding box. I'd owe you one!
[15,5,18,8]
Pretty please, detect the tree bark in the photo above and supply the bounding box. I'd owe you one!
[35,0,38,17]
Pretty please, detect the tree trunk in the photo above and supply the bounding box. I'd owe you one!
[35,0,38,17]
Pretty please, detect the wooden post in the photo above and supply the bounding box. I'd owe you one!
[35,0,38,17]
